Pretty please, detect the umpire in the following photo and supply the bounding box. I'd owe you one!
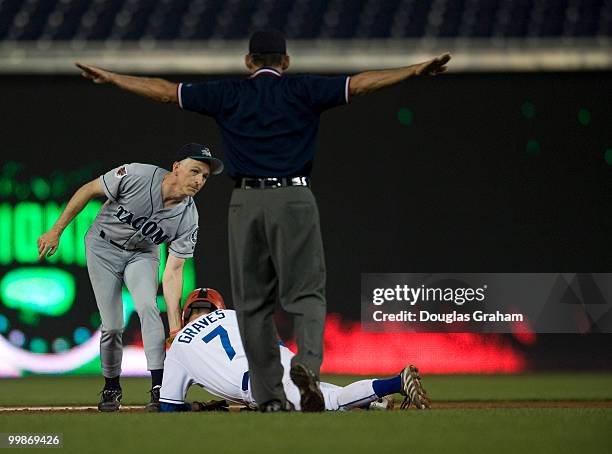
[76,30,451,412]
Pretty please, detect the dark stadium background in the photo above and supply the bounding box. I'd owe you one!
[2,70,610,371]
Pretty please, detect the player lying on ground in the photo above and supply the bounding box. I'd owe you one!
[160,288,431,412]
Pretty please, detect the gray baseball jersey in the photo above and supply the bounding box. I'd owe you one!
[93,163,199,257]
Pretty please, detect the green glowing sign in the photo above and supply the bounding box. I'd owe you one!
[0,179,11,197]
[0,201,101,266]
[20,311,39,325]
[578,108,591,126]
[0,314,8,333]
[0,160,98,201]
[121,288,136,326]
[52,337,70,353]
[90,312,101,328]
[0,204,11,265]
[31,178,51,200]
[30,337,49,354]
[397,107,413,127]
[521,101,536,119]
[526,139,541,156]
[0,267,75,317]
[73,327,91,345]
[14,202,42,263]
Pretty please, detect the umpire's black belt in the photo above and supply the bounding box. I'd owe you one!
[235,176,310,189]
[99,230,136,251]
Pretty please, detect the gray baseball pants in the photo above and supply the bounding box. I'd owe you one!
[85,231,165,378]
[228,186,327,406]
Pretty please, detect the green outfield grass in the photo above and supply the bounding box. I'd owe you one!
[1,409,611,454]
[1,374,611,454]
[2,373,611,405]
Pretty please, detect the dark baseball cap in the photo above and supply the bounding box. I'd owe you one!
[175,143,224,175]
[249,30,286,55]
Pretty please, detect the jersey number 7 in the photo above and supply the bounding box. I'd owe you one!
[202,326,236,360]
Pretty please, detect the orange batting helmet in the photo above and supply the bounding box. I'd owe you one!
[182,288,226,325]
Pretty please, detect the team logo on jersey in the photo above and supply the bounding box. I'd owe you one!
[113,205,169,245]
[190,227,199,244]
[115,166,128,178]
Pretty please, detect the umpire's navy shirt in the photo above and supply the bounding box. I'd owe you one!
[178,68,350,178]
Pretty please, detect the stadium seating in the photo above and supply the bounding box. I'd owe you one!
[0,0,610,41]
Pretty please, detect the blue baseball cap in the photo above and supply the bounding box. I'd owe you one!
[175,143,224,175]
[249,30,286,55]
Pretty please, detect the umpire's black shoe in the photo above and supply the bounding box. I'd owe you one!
[145,385,161,412]
[290,363,325,412]
[98,388,122,412]
[259,399,295,413]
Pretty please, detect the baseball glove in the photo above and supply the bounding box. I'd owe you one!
[191,399,230,412]
[166,329,180,348]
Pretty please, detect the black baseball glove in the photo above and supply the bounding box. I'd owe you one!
[191,399,230,412]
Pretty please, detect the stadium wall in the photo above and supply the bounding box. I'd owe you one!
[0,72,610,375]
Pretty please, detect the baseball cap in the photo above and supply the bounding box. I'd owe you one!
[175,143,224,175]
[249,30,286,55]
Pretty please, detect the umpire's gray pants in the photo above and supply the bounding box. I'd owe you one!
[85,232,165,378]
[229,186,327,406]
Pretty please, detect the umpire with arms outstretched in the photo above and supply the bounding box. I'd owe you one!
[76,30,451,412]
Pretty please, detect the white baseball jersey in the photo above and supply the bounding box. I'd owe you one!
[160,309,381,411]
[160,309,256,406]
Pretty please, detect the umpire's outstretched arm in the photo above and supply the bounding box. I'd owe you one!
[349,53,451,96]
[75,62,178,103]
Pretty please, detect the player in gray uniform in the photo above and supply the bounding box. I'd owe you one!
[37,143,223,412]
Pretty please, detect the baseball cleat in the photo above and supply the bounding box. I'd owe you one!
[259,399,295,413]
[145,385,161,412]
[98,388,122,412]
[368,395,395,411]
[290,362,325,412]
[400,365,431,410]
